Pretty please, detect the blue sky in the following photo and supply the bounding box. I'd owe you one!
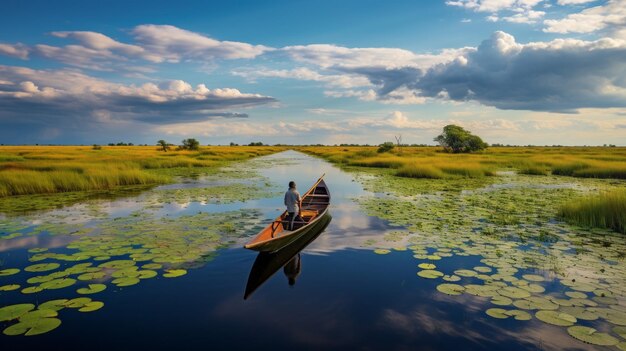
[1,0,625,145]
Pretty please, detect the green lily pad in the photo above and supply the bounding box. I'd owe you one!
[3,317,62,336]
[40,278,76,290]
[436,283,465,295]
[21,286,44,294]
[465,284,499,297]
[490,295,513,306]
[0,268,20,276]
[486,308,509,319]
[24,263,60,272]
[77,283,106,294]
[474,266,492,273]
[77,272,107,281]
[0,284,20,291]
[567,326,618,346]
[535,310,577,326]
[19,309,58,322]
[513,297,558,310]
[137,270,158,279]
[112,277,140,286]
[613,326,626,338]
[0,303,35,321]
[38,299,69,311]
[454,269,477,277]
[565,291,587,299]
[99,260,136,269]
[65,298,92,308]
[417,269,444,279]
[442,274,461,282]
[78,301,104,312]
[418,263,436,269]
[560,307,599,321]
[373,249,391,255]
[163,269,187,278]
[499,286,531,299]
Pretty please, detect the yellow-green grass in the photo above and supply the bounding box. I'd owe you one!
[558,190,626,234]
[297,146,626,179]
[0,146,285,197]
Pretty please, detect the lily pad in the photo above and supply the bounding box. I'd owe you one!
[112,277,140,286]
[490,295,513,306]
[454,269,477,277]
[418,263,436,270]
[77,272,107,281]
[0,284,20,291]
[78,301,104,312]
[565,291,588,299]
[535,310,577,326]
[567,326,618,346]
[3,317,62,336]
[436,283,465,295]
[24,263,60,272]
[77,283,106,295]
[417,269,444,279]
[373,249,391,255]
[40,278,76,290]
[0,268,20,276]
[442,274,461,282]
[21,286,44,294]
[19,309,58,321]
[499,286,531,299]
[38,299,69,311]
[0,303,35,321]
[163,269,188,278]
[65,298,92,308]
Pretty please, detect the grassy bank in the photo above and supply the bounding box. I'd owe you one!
[297,146,626,179]
[559,190,626,234]
[0,146,285,197]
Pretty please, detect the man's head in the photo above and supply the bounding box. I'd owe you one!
[289,181,296,189]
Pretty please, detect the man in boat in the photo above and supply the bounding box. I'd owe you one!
[283,181,303,230]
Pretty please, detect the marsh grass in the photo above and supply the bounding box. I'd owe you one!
[0,146,285,197]
[298,146,626,180]
[558,190,626,234]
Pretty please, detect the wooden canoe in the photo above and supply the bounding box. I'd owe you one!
[244,174,330,253]
[244,213,331,299]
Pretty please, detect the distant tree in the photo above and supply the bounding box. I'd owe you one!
[434,125,488,153]
[377,142,395,153]
[248,142,264,146]
[229,142,239,146]
[181,138,200,150]
[157,140,171,152]
[92,144,102,150]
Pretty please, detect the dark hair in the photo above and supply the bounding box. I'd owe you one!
[288,181,296,189]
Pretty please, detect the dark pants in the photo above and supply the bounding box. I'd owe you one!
[283,212,303,230]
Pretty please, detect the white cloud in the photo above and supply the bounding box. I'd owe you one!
[233,67,372,88]
[0,65,276,125]
[543,0,626,34]
[131,24,271,62]
[446,0,542,13]
[0,43,29,59]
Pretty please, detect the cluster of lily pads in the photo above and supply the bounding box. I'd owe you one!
[358,171,626,348]
[0,209,265,336]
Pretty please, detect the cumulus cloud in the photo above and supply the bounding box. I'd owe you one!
[415,31,626,111]
[0,65,276,126]
[446,0,545,23]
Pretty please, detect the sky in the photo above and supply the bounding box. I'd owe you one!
[0,0,625,146]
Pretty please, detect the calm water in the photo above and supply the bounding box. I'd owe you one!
[0,151,622,350]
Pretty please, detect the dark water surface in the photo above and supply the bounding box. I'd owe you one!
[0,151,623,350]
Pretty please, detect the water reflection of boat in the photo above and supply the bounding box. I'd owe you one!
[244,213,331,300]
[244,175,330,253]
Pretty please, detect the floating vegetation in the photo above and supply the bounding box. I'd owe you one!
[357,167,626,346]
[0,208,265,336]
[567,326,619,346]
